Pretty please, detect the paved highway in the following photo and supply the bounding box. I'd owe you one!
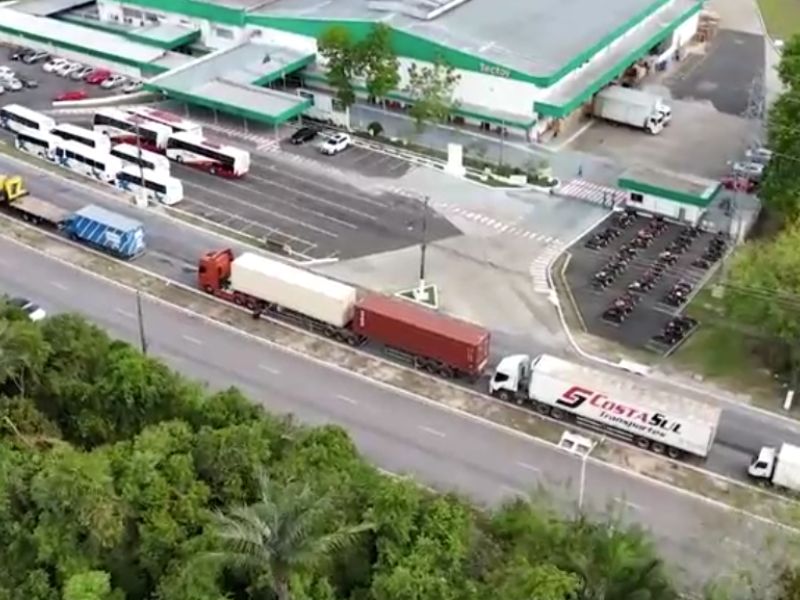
[0,237,790,588]
[3,150,800,483]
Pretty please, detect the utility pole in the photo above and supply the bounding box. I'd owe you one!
[416,195,429,299]
[499,119,506,167]
[136,290,148,355]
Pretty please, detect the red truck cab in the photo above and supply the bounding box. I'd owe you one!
[198,248,234,295]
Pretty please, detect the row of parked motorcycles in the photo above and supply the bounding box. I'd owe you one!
[651,316,697,348]
[662,281,694,307]
[602,292,640,324]
[690,232,727,270]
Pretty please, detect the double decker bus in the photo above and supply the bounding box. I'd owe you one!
[124,106,203,136]
[51,123,111,152]
[14,128,58,161]
[54,140,122,184]
[111,143,170,174]
[115,165,183,206]
[165,131,250,177]
[0,104,55,134]
[93,108,171,152]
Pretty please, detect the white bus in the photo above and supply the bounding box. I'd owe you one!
[124,106,202,136]
[54,141,122,184]
[93,108,171,152]
[111,143,170,174]
[115,165,183,206]
[14,128,59,161]
[0,104,55,134]
[166,132,250,177]
[51,123,111,152]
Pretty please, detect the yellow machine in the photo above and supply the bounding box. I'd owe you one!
[0,175,27,202]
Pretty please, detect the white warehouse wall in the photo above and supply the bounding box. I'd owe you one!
[626,192,703,224]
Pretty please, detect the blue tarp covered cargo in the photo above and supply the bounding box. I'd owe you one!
[64,204,146,259]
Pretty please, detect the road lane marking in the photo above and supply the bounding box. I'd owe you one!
[258,363,280,374]
[50,281,69,291]
[615,497,643,512]
[181,334,203,345]
[501,484,529,498]
[516,461,541,473]
[418,425,446,438]
[336,394,359,405]
[114,307,135,319]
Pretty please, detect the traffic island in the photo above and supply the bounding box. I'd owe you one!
[396,283,439,309]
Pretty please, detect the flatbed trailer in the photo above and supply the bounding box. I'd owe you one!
[6,195,71,228]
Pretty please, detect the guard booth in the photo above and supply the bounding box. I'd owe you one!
[617,166,721,225]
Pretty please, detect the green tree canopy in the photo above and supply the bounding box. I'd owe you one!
[405,59,461,131]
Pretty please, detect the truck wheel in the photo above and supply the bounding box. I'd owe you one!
[635,437,650,450]
[497,390,511,402]
[551,408,565,420]
[652,443,666,454]
[203,285,214,294]
[667,447,681,459]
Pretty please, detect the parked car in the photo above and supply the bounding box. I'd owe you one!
[101,73,126,89]
[0,86,5,96]
[54,89,88,101]
[5,79,23,92]
[43,57,69,73]
[121,80,142,93]
[70,65,94,80]
[8,46,27,61]
[732,161,765,181]
[319,133,351,155]
[56,62,83,77]
[18,76,38,88]
[744,147,773,165]
[290,126,319,145]
[721,175,757,194]
[85,68,111,84]
[0,65,15,79]
[22,50,49,64]
[8,297,46,322]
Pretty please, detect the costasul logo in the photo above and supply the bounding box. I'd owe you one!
[557,385,683,434]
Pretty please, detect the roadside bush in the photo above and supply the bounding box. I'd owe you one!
[367,121,384,136]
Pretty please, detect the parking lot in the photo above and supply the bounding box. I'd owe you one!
[570,98,754,179]
[0,44,131,109]
[564,211,728,352]
[173,153,460,261]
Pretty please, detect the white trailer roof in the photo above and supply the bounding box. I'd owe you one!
[533,355,722,426]
[597,85,661,108]
[779,443,800,466]
[233,252,356,303]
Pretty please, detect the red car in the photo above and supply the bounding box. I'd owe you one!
[54,90,88,101]
[721,175,757,194]
[85,68,111,85]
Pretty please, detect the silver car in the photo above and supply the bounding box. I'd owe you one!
[5,79,23,92]
[732,161,765,181]
[71,65,93,80]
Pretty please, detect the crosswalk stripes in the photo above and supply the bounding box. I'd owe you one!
[556,178,621,206]
[530,244,564,293]
[433,203,560,244]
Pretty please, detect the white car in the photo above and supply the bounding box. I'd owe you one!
[4,79,22,92]
[122,80,142,94]
[319,133,351,155]
[43,57,69,73]
[56,62,83,77]
[8,297,46,322]
[732,161,765,180]
[744,147,772,165]
[101,74,126,89]
[0,65,15,79]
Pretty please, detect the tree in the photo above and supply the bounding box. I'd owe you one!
[318,26,358,109]
[0,318,49,397]
[208,473,372,600]
[722,223,800,373]
[359,24,400,104]
[63,571,117,600]
[405,59,460,131]
[760,37,800,223]
[487,557,580,600]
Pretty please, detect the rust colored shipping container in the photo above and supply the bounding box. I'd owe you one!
[353,293,491,378]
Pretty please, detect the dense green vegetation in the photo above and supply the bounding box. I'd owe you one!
[0,303,797,600]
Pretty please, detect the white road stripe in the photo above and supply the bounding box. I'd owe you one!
[114,307,135,319]
[50,281,68,291]
[418,425,446,438]
[258,363,280,374]
[516,461,541,473]
[615,498,643,511]
[336,394,359,405]
[181,334,203,345]
[501,484,529,498]
[498,224,510,233]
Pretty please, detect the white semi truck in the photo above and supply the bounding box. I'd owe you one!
[593,85,672,135]
[748,443,800,492]
[489,354,721,459]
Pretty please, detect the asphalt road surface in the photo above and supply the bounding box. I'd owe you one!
[4,151,800,486]
[0,236,790,588]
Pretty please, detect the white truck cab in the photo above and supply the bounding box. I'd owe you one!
[748,443,800,492]
[489,354,530,402]
[748,446,777,479]
[657,102,672,125]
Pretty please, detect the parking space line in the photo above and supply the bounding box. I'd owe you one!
[183,182,340,238]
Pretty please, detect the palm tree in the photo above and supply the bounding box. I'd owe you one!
[208,473,372,600]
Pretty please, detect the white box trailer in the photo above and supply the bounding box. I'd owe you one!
[489,354,721,458]
[593,85,670,135]
[230,252,357,328]
[748,443,800,492]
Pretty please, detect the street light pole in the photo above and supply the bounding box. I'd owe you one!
[136,290,148,355]
[417,195,429,298]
